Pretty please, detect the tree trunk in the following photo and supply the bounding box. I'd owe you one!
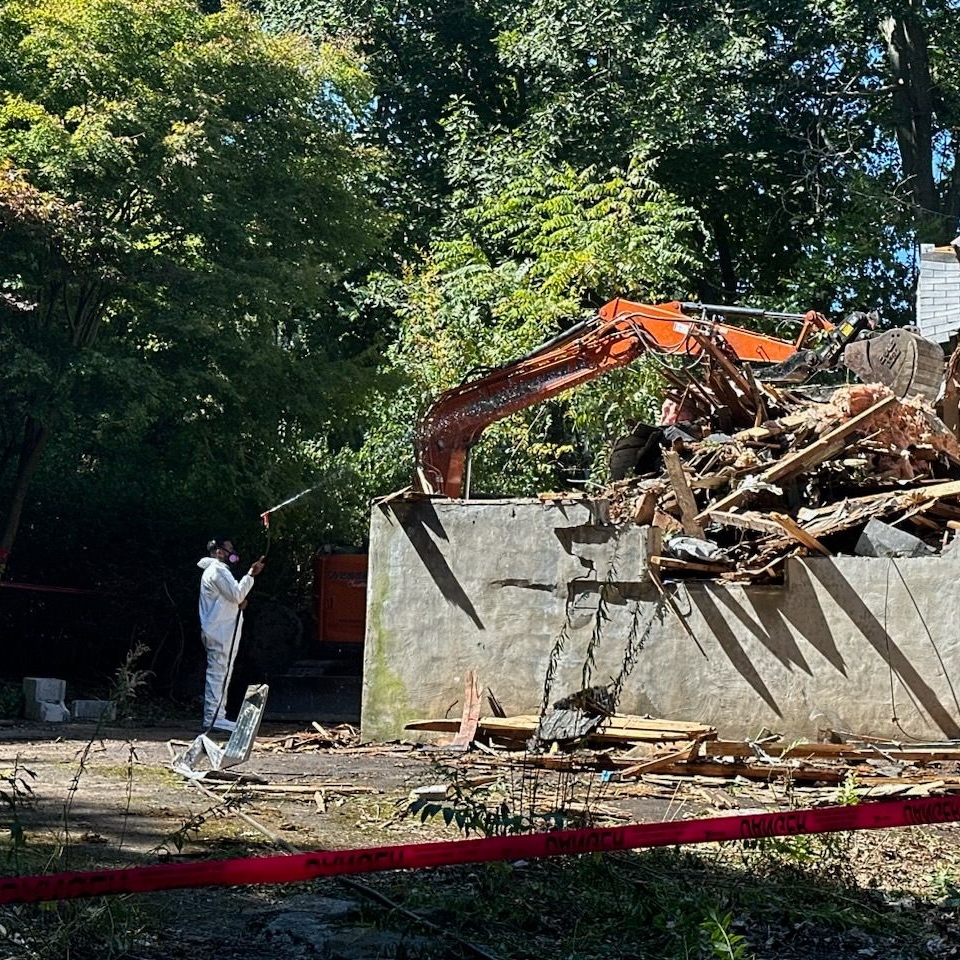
[880,9,952,243]
[0,417,51,579]
[710,217,739,301]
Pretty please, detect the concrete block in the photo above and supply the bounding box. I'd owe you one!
[24,700,70,722]
[23,677,66,703]
[71,700,117,722]
[855,519,935,559]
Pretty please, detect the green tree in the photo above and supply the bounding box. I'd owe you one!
[360,157,699,494]
[292,0,956,311]
[255,0,522,255]
[0,0,386,575]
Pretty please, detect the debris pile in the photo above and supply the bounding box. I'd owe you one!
[405,712,960,800]
[258,722,361,753]
[596,355,960,582]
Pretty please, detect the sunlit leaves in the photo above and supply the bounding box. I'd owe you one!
[359,158,699,494]
[0,0,387,575]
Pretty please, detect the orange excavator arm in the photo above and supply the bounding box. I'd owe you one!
[414,299,826,498]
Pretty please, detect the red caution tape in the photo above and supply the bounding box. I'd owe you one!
[2,794,958,905]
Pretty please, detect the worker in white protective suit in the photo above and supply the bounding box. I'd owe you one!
[197,538,265,733]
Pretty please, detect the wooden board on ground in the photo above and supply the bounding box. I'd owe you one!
[406,713,717,744]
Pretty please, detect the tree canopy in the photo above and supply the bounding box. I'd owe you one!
[0,0,386,578]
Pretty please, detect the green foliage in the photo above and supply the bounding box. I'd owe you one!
[0,748,152,960]
[360,157,699,495]
[0,759,34,870]
[928,867,960,909]
[371,839,934,960]
[0,681,24,721]
[834,769,861,806]
[409,780,566,838]
[700,908,754,960]
[0,0,388,603]
[109,641,153,719]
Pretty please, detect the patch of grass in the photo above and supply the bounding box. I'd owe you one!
[360,840,941,960]
[0,897,159,960]
[0,749,159,960]
[85,761,180,787]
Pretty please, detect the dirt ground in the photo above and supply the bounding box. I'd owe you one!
[2,718,960,959]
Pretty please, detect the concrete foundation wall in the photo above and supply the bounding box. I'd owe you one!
[361,498,960,743]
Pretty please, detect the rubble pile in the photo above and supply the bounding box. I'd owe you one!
[602,354,960,582]
[406,711,960,799]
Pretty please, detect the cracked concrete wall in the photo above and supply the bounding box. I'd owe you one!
[360,498,960,743]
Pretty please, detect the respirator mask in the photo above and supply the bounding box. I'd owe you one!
[208,540,239,565]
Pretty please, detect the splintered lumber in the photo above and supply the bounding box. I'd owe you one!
[204,782,379,795]
[451,670,481,747]
[649,556,732,576]
[690,333,758,407]
[770,512,831,555]
[653,758,846,784]
[663,450,705,537]
[618,739,702,778]
[707,510,785,535]
[706,739,960,763]
[405,714,717,744]
[698,394,898,519]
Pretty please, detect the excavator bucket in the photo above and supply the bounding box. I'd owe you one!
[842,329,945,403]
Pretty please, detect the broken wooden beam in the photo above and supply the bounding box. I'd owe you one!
[770,512,831,555]
[405,714,718,744]
[697,394,898,519]
[663,449,705,537]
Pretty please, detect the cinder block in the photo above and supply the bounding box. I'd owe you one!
[71,700,116,722]
[23,677,66,703]
[24,700,70,722]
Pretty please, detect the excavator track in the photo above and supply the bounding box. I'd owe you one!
[842,329,945,403]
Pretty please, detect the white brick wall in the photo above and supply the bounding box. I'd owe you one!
[918,244,960,343]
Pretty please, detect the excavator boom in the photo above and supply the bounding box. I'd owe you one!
[414,300,824,498]
[414,295,945,499]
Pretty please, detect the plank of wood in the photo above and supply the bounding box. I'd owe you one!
[916,479,960,501]
[691,332,757,401]
[406,713,717,743]
[619,740,701,778]
[205,783,379,794]
[462,714,706,733]
[650,556,732,575]
[705,740,954,762]
[663,759,845,784]
[663,450,705,537]
[735,425,782,442]
[697,394,898,519]
[743,364,769,425]
[770,512,831,555]
[704,510,785,534]
[690,470,737,491]
[451,670,482,747]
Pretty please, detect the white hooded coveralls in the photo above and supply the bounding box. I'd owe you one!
[197,557,255,727]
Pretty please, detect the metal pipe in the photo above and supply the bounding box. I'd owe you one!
[679,301,808,323]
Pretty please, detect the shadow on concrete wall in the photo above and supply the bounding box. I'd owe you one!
[389,502,484,630]
[804,559,960,739]
[685,586,783,716]
[554,523,617,577]
[686,559,960,737]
